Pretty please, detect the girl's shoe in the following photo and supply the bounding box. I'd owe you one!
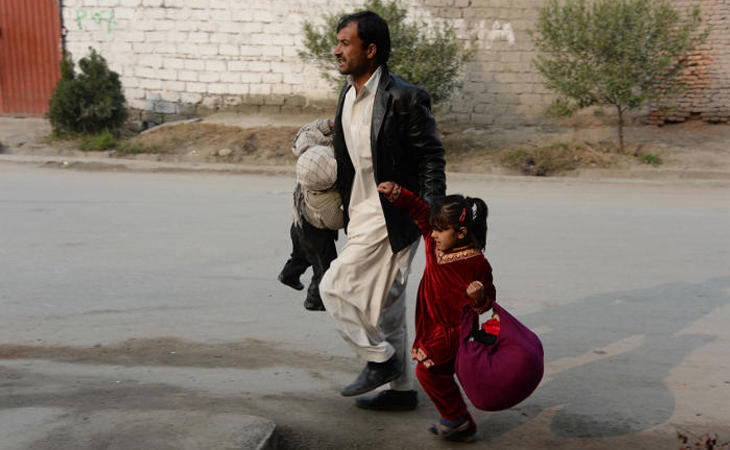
[428,415,477,443]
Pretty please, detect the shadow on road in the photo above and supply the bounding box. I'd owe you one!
[484,275,730,439]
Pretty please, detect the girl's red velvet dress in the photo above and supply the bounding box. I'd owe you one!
[393,187,496,420]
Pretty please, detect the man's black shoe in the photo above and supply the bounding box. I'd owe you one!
[355,389,418,411]
[341,356,400,397]
[304,296,326,311]
[278,272,304,291]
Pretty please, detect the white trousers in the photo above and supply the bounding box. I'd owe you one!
[320,237,418,390]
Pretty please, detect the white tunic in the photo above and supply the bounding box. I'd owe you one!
[320,67,417,390]
[341,67,387,241]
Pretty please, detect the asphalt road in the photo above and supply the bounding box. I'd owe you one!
[1,164,729,449]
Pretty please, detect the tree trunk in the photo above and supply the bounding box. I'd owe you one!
[616,104,625,153]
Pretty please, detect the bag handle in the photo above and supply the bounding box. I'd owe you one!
[459,305,479,346]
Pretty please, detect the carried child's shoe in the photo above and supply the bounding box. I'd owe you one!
[278,272,304,291]
[303,296,326,311]
[429,414,477,443]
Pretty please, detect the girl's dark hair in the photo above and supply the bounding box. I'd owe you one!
[429,194,489,250]
[337,10,391,65]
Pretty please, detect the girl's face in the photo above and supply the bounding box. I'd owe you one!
[431,226,466,251]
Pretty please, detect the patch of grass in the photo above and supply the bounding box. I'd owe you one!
[46,129,84,143]
[72,129,163,154]
[498,141,619,176]
[78,129,118,151]
[115,142,162,155]
[499,148,530,167]
[500,142,579,176]
[677,430,729,449]
[637,152,663,166]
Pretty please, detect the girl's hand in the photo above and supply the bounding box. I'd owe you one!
[377,181,401,202]
[466,281,485,306]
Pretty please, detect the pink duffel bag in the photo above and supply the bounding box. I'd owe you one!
[455,302,544,411]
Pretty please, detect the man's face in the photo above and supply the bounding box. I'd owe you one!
[334,21,372,76]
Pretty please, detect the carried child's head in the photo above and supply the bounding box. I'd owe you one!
[429,194,488,251]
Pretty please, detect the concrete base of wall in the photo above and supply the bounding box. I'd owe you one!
[128,97,338,130]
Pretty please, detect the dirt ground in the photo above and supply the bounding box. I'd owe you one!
[4,113,729,179]
[129,123,301,166]
[124,118,730,178]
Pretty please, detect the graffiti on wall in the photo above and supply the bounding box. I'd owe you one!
[75,9,118,33]
[476,20,516,50]
[487,21,515,45]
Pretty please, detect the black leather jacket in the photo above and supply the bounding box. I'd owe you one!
[333,68,447,253]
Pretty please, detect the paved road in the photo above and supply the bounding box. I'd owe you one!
[1,164,729,449]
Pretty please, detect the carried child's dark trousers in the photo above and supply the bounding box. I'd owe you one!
[280,219,337,310]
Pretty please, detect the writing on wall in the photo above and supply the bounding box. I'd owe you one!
[75,9,117,33]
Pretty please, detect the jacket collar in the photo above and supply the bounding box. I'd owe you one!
[371,66,392,172]
[334,65,392,175]
[345,65,382,96]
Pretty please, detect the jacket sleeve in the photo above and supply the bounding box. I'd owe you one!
[407,88,446,205]
[392,186,432,238]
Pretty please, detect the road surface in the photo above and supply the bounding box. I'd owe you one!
[1,164,729,449]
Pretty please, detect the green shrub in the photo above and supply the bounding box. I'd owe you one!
[299,0,472,104]
[532,0,709,152]
[48,49,128,135]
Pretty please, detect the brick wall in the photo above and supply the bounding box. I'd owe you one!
[62,0,362,123]
[61,0,728,127]
[413,0,552,127]
[649,0,730,124]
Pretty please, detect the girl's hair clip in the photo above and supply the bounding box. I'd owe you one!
[458,207,467,222]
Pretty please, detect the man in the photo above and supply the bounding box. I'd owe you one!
[319,10,446,411]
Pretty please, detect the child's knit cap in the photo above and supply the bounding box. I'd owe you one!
[296,145,337,192]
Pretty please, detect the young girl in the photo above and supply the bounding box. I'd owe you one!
[377,181,496,443]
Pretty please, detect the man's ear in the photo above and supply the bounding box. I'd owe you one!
[365,43,377,60]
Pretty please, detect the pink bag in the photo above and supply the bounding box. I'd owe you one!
[455,303,544,411]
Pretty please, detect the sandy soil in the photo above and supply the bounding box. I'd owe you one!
[2,115,729,179]
[127,118,730,178]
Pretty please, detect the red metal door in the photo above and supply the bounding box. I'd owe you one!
[0,0,62,116]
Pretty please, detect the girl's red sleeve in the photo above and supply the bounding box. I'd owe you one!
[392,186,431,238]
[476,260,497,314]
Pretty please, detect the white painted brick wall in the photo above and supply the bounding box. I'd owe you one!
[62,0,728,125]
[64,0,362,116]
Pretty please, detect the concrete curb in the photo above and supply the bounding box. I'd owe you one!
[254,421,279,450]
[0,403,279,450]
[2,153,730,185]
[0,154,295,177]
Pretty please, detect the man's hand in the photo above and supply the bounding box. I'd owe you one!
[466,281,485,306]
[377,181,401,202]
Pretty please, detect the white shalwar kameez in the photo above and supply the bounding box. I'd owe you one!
[320,67,417,390]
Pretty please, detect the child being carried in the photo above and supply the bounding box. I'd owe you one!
[278,119,343,311]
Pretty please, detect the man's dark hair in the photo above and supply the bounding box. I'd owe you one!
[337,10,391,65]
